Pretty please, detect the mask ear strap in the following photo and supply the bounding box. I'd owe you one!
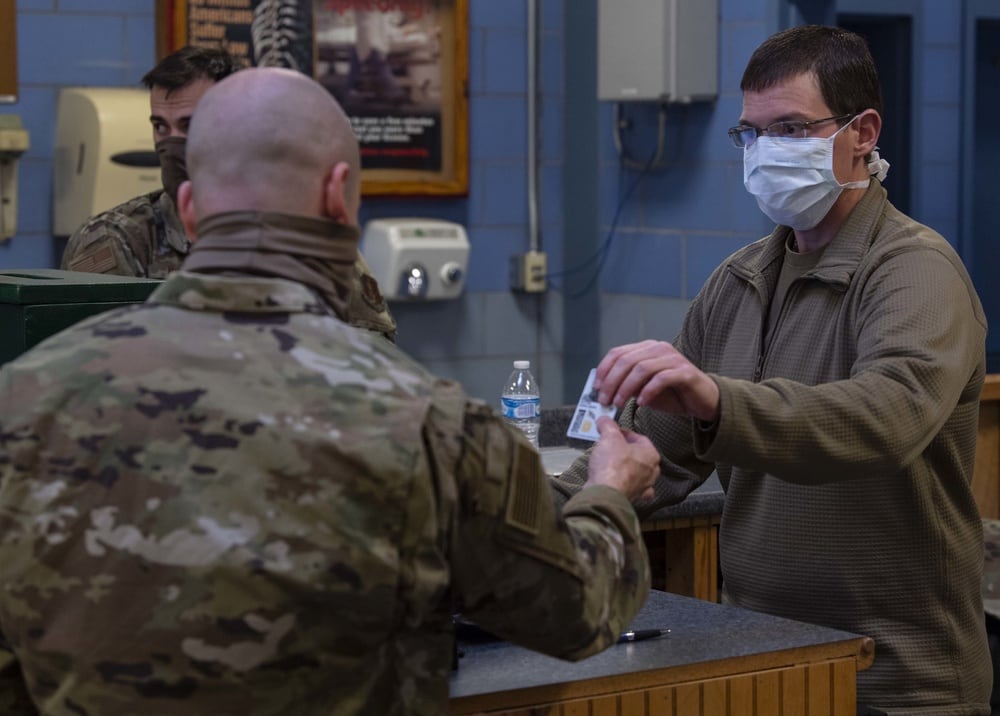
[867,148,890,182]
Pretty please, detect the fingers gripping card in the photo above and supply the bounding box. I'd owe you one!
[566,369,617,442]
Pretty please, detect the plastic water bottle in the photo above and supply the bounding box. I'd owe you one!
[501,360,541,448]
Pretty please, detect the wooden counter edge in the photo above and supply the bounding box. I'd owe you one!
[450,635,874,714]
[981,375,1000,403]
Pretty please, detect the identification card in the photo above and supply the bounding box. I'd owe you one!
[566,368,617,442]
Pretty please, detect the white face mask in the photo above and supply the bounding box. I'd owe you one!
[743,120,870,231]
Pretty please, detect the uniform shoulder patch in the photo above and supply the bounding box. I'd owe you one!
[504,442,542,535]
[360,273,387,312]
[68,243,120,274]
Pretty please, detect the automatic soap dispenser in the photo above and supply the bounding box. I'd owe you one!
[361,219,470,301]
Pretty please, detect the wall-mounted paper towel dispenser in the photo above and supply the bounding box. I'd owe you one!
[52,87,161,237]
[361,218,470,301]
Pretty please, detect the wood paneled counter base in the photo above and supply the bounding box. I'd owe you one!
[451,590,874,716]
[975,374,1000,520]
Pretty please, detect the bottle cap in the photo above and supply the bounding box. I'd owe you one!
[513,360,530,370]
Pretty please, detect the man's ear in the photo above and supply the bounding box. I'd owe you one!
[323,161,354,225]
[854,109,881,160]
[177,180,198,242]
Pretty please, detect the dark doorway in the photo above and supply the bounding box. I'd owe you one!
[838,14,913,215]
[970,19,1000,371]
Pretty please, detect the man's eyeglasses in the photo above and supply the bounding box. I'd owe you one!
[727,113,855,148]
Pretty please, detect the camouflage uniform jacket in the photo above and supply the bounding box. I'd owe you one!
[0,271,650,715]
[59,190,398,341]
[60,189,189,279]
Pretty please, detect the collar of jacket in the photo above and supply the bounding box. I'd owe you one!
[728,180,889,293]
[187,211,359,262]
[156,190,191,255]
[163,210,360,320]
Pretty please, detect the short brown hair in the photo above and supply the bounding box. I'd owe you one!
[741,25,883,117]
[141,46,241,95]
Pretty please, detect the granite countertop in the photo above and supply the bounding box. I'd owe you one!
[540,406,724,521]
[450,588,870,699]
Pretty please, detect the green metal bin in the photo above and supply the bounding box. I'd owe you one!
[0,269,160,364]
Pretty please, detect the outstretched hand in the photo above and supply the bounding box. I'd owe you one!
[586,417,659,503]
[593,340,720,423]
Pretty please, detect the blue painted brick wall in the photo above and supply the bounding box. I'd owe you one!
[2,0,978,404]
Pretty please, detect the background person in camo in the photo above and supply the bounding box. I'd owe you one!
[59,45,397,341]
[60,46,237,278]
[0,67,660,715]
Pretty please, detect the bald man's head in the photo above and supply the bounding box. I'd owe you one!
[184,67,361,221]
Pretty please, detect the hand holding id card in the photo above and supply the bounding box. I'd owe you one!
[566,369,618,442]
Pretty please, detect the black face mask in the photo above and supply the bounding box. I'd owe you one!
[156,137,188,206]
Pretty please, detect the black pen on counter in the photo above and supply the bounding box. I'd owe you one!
[617,628,669,644]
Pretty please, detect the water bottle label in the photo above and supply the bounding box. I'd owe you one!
[501,396,540,420]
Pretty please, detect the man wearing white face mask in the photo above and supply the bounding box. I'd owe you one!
[553,24,991,713]
[739,111,888,233]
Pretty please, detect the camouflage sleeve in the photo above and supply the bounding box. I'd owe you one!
[426,383,650,661]
[0,639,37,715]
[60,216,144,276]
[552,397,714,519]
[346,254,397,342]
[548,398,651,509]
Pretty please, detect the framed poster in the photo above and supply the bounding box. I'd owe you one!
[157,0,468,196]
[1,0,17,103]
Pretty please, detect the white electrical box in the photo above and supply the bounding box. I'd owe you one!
[360,218,470,302]
[598,0,718,103]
